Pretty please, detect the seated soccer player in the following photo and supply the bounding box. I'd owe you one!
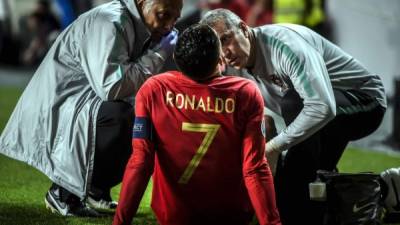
[113,24,282,225]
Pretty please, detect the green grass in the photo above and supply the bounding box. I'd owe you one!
[0,87,399,225]
[338,147,400,173]
[0,153,156,225]
[0,87,22,131]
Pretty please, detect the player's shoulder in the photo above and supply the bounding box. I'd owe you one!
[218,75,258,91]
[140,71,179,89]
[149,71,180,83]
[221,75,263,102]
[217,76,263,111]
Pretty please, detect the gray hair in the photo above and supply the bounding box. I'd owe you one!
[200,9,242,31]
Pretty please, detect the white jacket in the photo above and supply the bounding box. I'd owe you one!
[0,0,168,198]
[248,24,386,152]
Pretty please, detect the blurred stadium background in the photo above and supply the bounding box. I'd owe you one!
[0,0,399,224]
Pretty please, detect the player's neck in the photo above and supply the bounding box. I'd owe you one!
[192,71,222,83]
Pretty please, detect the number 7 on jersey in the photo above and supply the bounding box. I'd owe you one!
[178,122,221,184]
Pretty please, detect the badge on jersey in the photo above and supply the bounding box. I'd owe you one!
[132,117,153,140]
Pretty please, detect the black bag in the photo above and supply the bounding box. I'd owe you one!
[317,170,384,225]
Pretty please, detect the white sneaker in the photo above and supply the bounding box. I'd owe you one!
[45,189,101,217]
[87,195,118,210]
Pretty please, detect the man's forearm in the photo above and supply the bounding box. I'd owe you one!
[244,166,282,225]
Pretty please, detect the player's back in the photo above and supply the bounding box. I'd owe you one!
[140,71,262,225]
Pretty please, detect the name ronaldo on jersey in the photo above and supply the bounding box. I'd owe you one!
[165,90,235,113]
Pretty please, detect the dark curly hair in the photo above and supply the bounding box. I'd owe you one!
[174,24,220,80]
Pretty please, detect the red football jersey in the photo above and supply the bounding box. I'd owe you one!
[113,71,281,225]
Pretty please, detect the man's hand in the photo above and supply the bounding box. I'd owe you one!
[154,29,179,59]
[265,141,280,176]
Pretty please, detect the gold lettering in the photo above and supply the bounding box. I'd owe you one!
[196,97,206,111]
[185,94,195,110]
[206,96,214,112]
[166,91,174,107]
[225,98,235,113]
[166,91,234,114]
[215,98,224,113]
[176,94,185,109]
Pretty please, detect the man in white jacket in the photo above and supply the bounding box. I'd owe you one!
[0,0,182,217]
[201,9,386,225]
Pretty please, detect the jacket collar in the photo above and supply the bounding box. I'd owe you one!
[121,0,151,37]
[247,28,263,75]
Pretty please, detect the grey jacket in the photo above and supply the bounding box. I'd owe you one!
[0,0,168,198]
[248,24,386,152]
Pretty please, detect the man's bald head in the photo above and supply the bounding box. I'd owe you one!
[137,0,183,40]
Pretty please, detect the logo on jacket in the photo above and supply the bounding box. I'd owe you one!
[352,202,373,213]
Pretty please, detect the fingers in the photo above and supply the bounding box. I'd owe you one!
[265,147,279,176]
[158,29,178,49]
[165,29,178,41]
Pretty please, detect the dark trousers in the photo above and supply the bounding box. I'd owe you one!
[274,90,385,225]
[53,101,133,201]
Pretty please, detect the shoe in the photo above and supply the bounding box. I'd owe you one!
[87,195,118,210]
[87,187,118,210]
[45,188,102,217]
